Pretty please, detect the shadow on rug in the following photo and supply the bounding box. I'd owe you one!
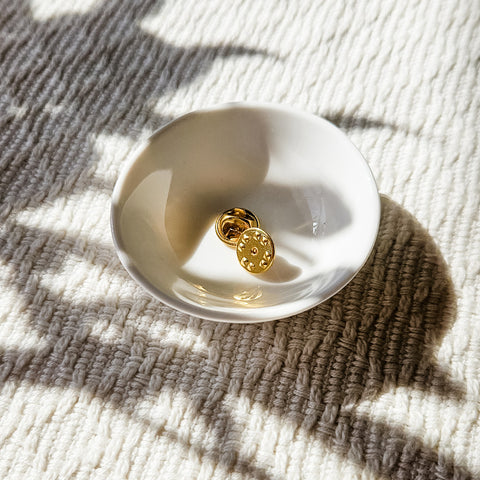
[0,1,469,477]
[0,195,468,479]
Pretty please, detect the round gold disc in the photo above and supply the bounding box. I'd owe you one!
[215,208,260,247]
[236,227,275,274]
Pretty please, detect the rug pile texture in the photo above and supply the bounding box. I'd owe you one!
[0,0,479,478]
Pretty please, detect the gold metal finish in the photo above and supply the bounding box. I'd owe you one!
[215,208,275,274]
[215,208,260,247]
[236,227,275,274]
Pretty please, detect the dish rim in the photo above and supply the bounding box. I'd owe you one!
[110,102,381,323]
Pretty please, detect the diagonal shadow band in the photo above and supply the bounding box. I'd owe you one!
[322,111,421,137]
[0,196,469,478]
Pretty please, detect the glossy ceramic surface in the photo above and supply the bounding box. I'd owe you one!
[111,103,380,322]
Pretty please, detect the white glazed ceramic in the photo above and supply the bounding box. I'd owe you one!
[111,103,380,322]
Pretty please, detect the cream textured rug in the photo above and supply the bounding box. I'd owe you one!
[0,0,479,478]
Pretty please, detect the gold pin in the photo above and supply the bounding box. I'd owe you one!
[215,208,259,246]
[215,208,275,274]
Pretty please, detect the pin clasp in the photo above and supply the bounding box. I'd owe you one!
[215,208,275,274]
[215,208,260,247]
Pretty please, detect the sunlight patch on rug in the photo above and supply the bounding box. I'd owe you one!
[29,0,100,21]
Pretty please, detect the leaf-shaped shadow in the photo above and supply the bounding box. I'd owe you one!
[0,0,267,217]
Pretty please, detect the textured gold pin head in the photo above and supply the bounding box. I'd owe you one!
[215,208,275,274]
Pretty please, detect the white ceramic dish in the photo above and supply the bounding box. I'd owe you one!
[111,103,380,322]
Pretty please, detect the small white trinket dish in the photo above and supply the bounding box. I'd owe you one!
[111,103,380,322]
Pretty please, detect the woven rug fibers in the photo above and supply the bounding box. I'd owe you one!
[0,0,479,479]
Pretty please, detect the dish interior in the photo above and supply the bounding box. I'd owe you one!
[112,105,379,321]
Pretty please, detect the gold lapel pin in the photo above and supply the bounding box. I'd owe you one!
[215,208,275,274]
